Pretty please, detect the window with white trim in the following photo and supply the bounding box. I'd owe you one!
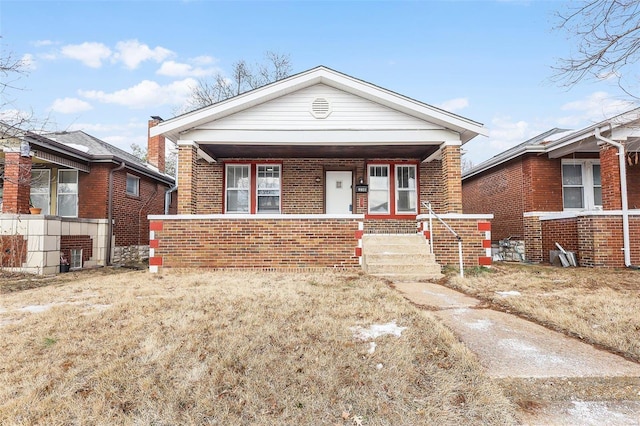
[562,160,601,210]
[256,165,281,213]
[395,165,417,214]
[226,165,250,213]
[126,174,140,197]
[368,165,390,214]
[57,169,78,217]
[70,248,83,269]
[30,169,51,215]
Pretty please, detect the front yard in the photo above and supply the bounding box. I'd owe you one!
[0,269,517,425]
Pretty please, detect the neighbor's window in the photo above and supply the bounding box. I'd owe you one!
[57,169,78,217]
[70,248,82,269]
[562,160,601,210]
[368,165,390,214]
[256,165,281,213]
[395,165,417,214]
[126,174,140,197]
[30,169,51,215]
[226,164,250,213]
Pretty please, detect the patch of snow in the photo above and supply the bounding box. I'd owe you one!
[467,319,493,331]
[19,303,56,313]
[61,142,90,153]
[350,320,407,341]
[368,342,377,354]
[495,290,521,297]
[498,338,566,366]
[376,363,383,370]
[567,400,630,425]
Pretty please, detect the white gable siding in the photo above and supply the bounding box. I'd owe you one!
[194,84,444,131]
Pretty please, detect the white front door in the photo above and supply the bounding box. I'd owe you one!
[325,171,353,214]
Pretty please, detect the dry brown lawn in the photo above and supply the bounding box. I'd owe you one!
[0,269,518,425]
[446,263,640,362]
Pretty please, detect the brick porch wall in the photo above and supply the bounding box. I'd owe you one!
[541,217,578,263]
[417,215,492,267]
[538,213,640,267]
[149,215,362,271]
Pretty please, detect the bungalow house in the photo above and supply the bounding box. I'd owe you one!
[462,108,640,268]
[0,121,175,274]
[147,66,493,278]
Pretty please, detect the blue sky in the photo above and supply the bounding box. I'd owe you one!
[1,0,636,165]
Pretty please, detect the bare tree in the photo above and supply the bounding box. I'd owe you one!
[553,1,640,96]
[179,51,292,113]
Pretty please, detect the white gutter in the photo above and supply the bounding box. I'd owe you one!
[594,125,632,267]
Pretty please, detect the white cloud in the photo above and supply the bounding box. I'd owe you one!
[113,39,174,69]
[157,60,218,77]
[79,78,197,109]
[437,97,469,113]
[192,55,217,65]
[558,91,636,127]
[49,97,93,114]
[20,53,36,71]
[32,40,55,47]
[61,42,112,68]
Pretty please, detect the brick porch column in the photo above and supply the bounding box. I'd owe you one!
[177,140,198,214]
[2,149,32,214]
[523,214,543,263]
[599,144,623,210]
[440,144,462,213]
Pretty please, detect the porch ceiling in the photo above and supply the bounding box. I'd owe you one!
[199,143,440,160]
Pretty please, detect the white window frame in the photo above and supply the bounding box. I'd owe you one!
[57,169,78,217]
[70,248,83,270]
[395,164,417,214]
[256,164,281,214]
[126,174,140,197]
[225,164,251,213]
[30,169,51,215]
[561,159,601,211]
[368,164,390,215]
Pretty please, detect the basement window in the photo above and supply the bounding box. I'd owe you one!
[70,248,82,270]
[126,174,140,197]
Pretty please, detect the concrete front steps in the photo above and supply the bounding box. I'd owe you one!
[362,234,443,281]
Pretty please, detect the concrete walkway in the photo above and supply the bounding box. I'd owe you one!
[393,281,640,425]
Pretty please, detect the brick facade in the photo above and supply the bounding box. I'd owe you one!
[184,156,448,216]
[541,217,578,263]
[1,151,32,214]
[440,145,462,213]
[150,217,362,270]
[523,215,543,263]
[60,235,93,267]
[599,145,622,210]
[417,216,492,267]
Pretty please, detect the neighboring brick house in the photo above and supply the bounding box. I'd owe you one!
[462,108,640,268]
[0,122,175,274]
[147,66,493,274]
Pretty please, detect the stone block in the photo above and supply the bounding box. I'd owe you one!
[28,218,45,236]
[27,235,43,252]
[48,219,61,236]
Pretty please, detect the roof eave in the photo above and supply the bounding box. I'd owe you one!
[462,146,545,180]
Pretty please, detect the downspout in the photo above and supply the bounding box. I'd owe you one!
[164,152,178,214]
[107,162,126,265]
[594,125,632,267]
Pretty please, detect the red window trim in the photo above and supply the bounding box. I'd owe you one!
[223,161,283,214]
[366,161,419,219]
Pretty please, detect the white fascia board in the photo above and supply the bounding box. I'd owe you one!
[462,145,546,180]
[151,66,486,143]
[416,213,493,220]
[184,129,457,145]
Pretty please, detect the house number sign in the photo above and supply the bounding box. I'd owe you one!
[355,184,368,193]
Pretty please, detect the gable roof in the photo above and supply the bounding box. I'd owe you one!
[462,128,571,180]
[151,65,487,144]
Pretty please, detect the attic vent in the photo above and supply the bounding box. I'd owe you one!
[310,97,332,119]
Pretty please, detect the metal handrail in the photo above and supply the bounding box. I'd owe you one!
[421,201,464,278]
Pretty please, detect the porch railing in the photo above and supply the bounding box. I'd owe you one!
[422,201,464,278]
